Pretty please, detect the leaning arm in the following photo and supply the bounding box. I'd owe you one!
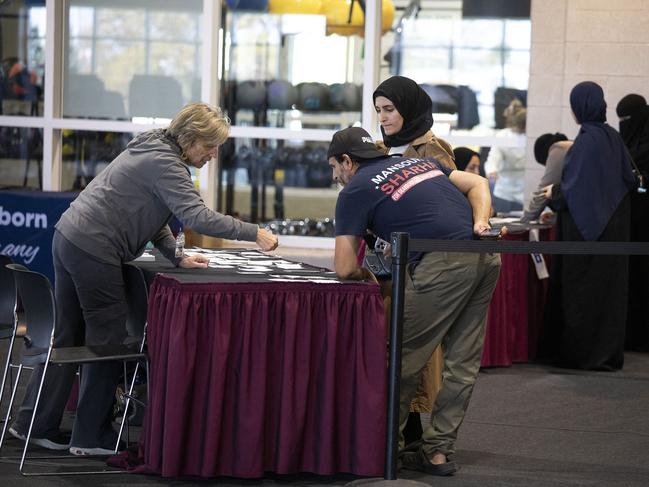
[448,170,493,233]
[335,235,376,281]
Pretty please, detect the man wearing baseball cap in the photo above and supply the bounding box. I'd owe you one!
[327,126,501,476]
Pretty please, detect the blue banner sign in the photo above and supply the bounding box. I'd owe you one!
[0,190,77,283]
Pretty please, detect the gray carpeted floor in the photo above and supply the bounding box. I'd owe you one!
[1,337,648,486]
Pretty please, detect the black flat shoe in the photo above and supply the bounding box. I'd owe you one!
[401,446,457,476]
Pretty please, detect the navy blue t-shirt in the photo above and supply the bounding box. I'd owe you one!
[335,156,474,252]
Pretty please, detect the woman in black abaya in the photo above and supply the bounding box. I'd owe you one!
[616,94,649,352]
[547,81,636,370]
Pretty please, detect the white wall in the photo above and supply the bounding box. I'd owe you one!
[525,0,649,201]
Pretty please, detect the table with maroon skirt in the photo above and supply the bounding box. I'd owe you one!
[480,227,552,367]
[135,252,387,478]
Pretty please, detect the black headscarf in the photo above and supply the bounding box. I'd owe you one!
[616,94,649,173]
[452,147,479,171]
[562,81,636,241]
[373,76,433,147]
[534,132,568,165]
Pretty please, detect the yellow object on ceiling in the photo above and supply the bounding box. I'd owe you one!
[322,0,395,37]
[268,0,323,14]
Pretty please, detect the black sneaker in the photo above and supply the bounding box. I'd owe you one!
[8,426,71,451]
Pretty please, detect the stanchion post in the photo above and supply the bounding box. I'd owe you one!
[384,232,409,480]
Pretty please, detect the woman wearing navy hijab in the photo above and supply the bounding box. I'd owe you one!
[545,81,636,370]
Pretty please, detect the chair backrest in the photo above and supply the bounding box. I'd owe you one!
[7,264,55,350]
[123,264,148,339]
[0,255,16,326]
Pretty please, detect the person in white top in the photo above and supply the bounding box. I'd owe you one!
[484,99,527,213]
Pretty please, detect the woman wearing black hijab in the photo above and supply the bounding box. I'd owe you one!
[452,147,481,174]
[373,75,456,169]
[617,94,649,351]
[369,76,456,447]
[545,81,636,370]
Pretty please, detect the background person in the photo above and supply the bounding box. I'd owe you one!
[484,99,527,213]
[9,102,278,455]
[616,94,649,352]
[520,132,571,223]
[544,82,635,370]
[327,127,501,476]
[452,147,481,174]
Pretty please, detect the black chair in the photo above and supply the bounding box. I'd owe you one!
[1,263,148,475]
[0,256,19,426]
[115,264,149,447]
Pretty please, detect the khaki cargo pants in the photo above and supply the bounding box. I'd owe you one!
[399,251,501,456]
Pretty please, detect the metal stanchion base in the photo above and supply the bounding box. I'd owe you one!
[345,479,430,486]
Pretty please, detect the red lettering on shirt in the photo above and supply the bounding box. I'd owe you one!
[389,173,405,185]
[391,170,443,201]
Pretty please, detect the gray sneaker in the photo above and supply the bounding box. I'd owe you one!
[69,446,116,456]
[8,426,70,451]
[69,440,125,456]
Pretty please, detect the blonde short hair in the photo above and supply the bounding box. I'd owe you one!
[503,99,526,133]
[168,102,230,151]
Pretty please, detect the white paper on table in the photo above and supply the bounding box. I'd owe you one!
[213,253,246,259]
[239,252,269,258]
[275,263,305,269]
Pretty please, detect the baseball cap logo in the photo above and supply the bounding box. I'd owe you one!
[362,136,373,143]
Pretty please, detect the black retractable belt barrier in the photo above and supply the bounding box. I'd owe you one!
[382,234,649,481]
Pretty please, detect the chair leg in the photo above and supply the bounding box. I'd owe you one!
[19,359,51,474]
[0,333,17,423]
[0,364,23,452]
[115,360,140,452]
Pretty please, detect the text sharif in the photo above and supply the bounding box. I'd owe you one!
[0,207,48,228]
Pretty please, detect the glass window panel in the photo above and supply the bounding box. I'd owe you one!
[218,138,336,225]
[95,8,146,39]
[149,11,199,42]
[384,5,530,134]
[403,15,454,45]
[149,42,198,102]
[455,19,503,49]
[68,39,94,73]
[68,6,94,37]
[289,34,347,85]
[227,13,281,81]
[504,19,531,49]
[0,127,43,189]
[60,130,132,191]
[504,50,531,90]
[454,47,503,106]
[65,0,201,120]
[0,0,45,116]
[223,11,361,128]
[400,48,452,83]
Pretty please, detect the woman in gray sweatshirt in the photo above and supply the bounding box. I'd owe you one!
[9,103,278,455]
